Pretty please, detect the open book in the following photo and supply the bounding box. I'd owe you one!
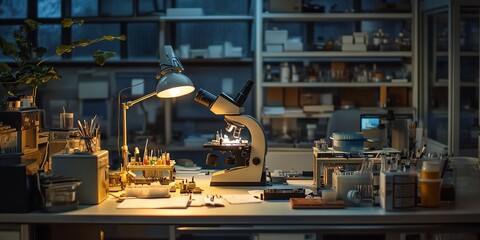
[204,196,225,207]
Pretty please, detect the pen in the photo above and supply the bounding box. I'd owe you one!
[77,120,85,136]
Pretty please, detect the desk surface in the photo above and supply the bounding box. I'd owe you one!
[1,173,480,227]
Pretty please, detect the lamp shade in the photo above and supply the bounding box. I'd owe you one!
[156,72,195,98]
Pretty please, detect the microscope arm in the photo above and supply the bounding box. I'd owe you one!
[224,114,267,166]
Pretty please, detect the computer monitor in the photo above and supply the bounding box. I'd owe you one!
[361,117,381,130]
[360,113,414,155]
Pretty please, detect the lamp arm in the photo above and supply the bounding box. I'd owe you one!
[121,91,158,171]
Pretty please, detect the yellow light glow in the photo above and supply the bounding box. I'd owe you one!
[157,86,195,98]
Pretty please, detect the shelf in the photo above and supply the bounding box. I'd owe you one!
[262,12,412,21]
[432,81,479,87]
[262,82,413,88]
[262,51,412,58]
[161,15,254,21]
[180,58,254,64]
[263,112,332,119]
[15,15,254,23]
[436,51,479,57]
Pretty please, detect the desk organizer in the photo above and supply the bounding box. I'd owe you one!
[332,172,371,206]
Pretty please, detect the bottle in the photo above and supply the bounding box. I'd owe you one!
[280,62,290,83]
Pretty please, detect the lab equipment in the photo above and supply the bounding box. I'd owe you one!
[195,80,267,186]
[52,150,109,204]
[0,109,43,156]
[260,188,305,200]
[380,171,418,210]
[39,175,82,212]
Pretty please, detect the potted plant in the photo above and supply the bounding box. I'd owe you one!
[0,18,126,108]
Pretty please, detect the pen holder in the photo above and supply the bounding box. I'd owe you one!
[77,136,99,154]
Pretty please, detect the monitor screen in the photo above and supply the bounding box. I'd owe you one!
[361,117,381,130]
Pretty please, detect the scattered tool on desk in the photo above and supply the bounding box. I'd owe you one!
[290,198,345,209]
[260,188,306,200]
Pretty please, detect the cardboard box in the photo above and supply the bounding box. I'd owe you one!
[283,88,299,107]
[299,92,319,106]
[266,88,284,106]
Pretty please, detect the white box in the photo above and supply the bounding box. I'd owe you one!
[353,32,366,44]
[354,36,366,44]
[341,35,354,44]
[224,42,243,58]
[190,49,208,58]
[266,44,283,52]
[284,41,303,51]
[265,30,288,44]
[380,171,418,211]
[52,150,109,205]
[166,8,203,16]
[207,45,223,58]
[341,43,367,51]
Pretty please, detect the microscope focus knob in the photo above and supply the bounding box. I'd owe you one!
[252,157,261,165]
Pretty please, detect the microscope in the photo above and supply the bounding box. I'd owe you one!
[195,80,267,186]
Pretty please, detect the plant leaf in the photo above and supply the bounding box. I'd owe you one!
[61,18,84,28]
[73,39,93,47]
[102,35,126,41]
[0,38,17,56]
[0,62,12,73]
[24,19,41,31]
[93,50,116,66]
[56,45,75,55]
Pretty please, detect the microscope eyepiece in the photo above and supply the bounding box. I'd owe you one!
[194,89,217,108]
[234,80,253,107]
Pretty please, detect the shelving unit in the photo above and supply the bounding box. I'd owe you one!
[254,0,419,146]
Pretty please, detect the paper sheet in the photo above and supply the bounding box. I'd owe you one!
[223,194,262,204]
[117,196,190,209]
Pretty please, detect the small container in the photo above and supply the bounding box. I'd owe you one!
[331,132,365,153]
[450,157,480,205]
[421,160,441,179]
[419,178,442,208]
[59,112,74,129]
[322,189,336,203]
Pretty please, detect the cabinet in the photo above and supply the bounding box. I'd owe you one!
[422,0,479,156]
[254,0,419,147]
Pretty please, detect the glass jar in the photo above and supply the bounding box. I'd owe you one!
[450,157,480,205]
[421,160,441,179]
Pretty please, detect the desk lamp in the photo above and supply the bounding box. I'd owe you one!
[121,45,194,170]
